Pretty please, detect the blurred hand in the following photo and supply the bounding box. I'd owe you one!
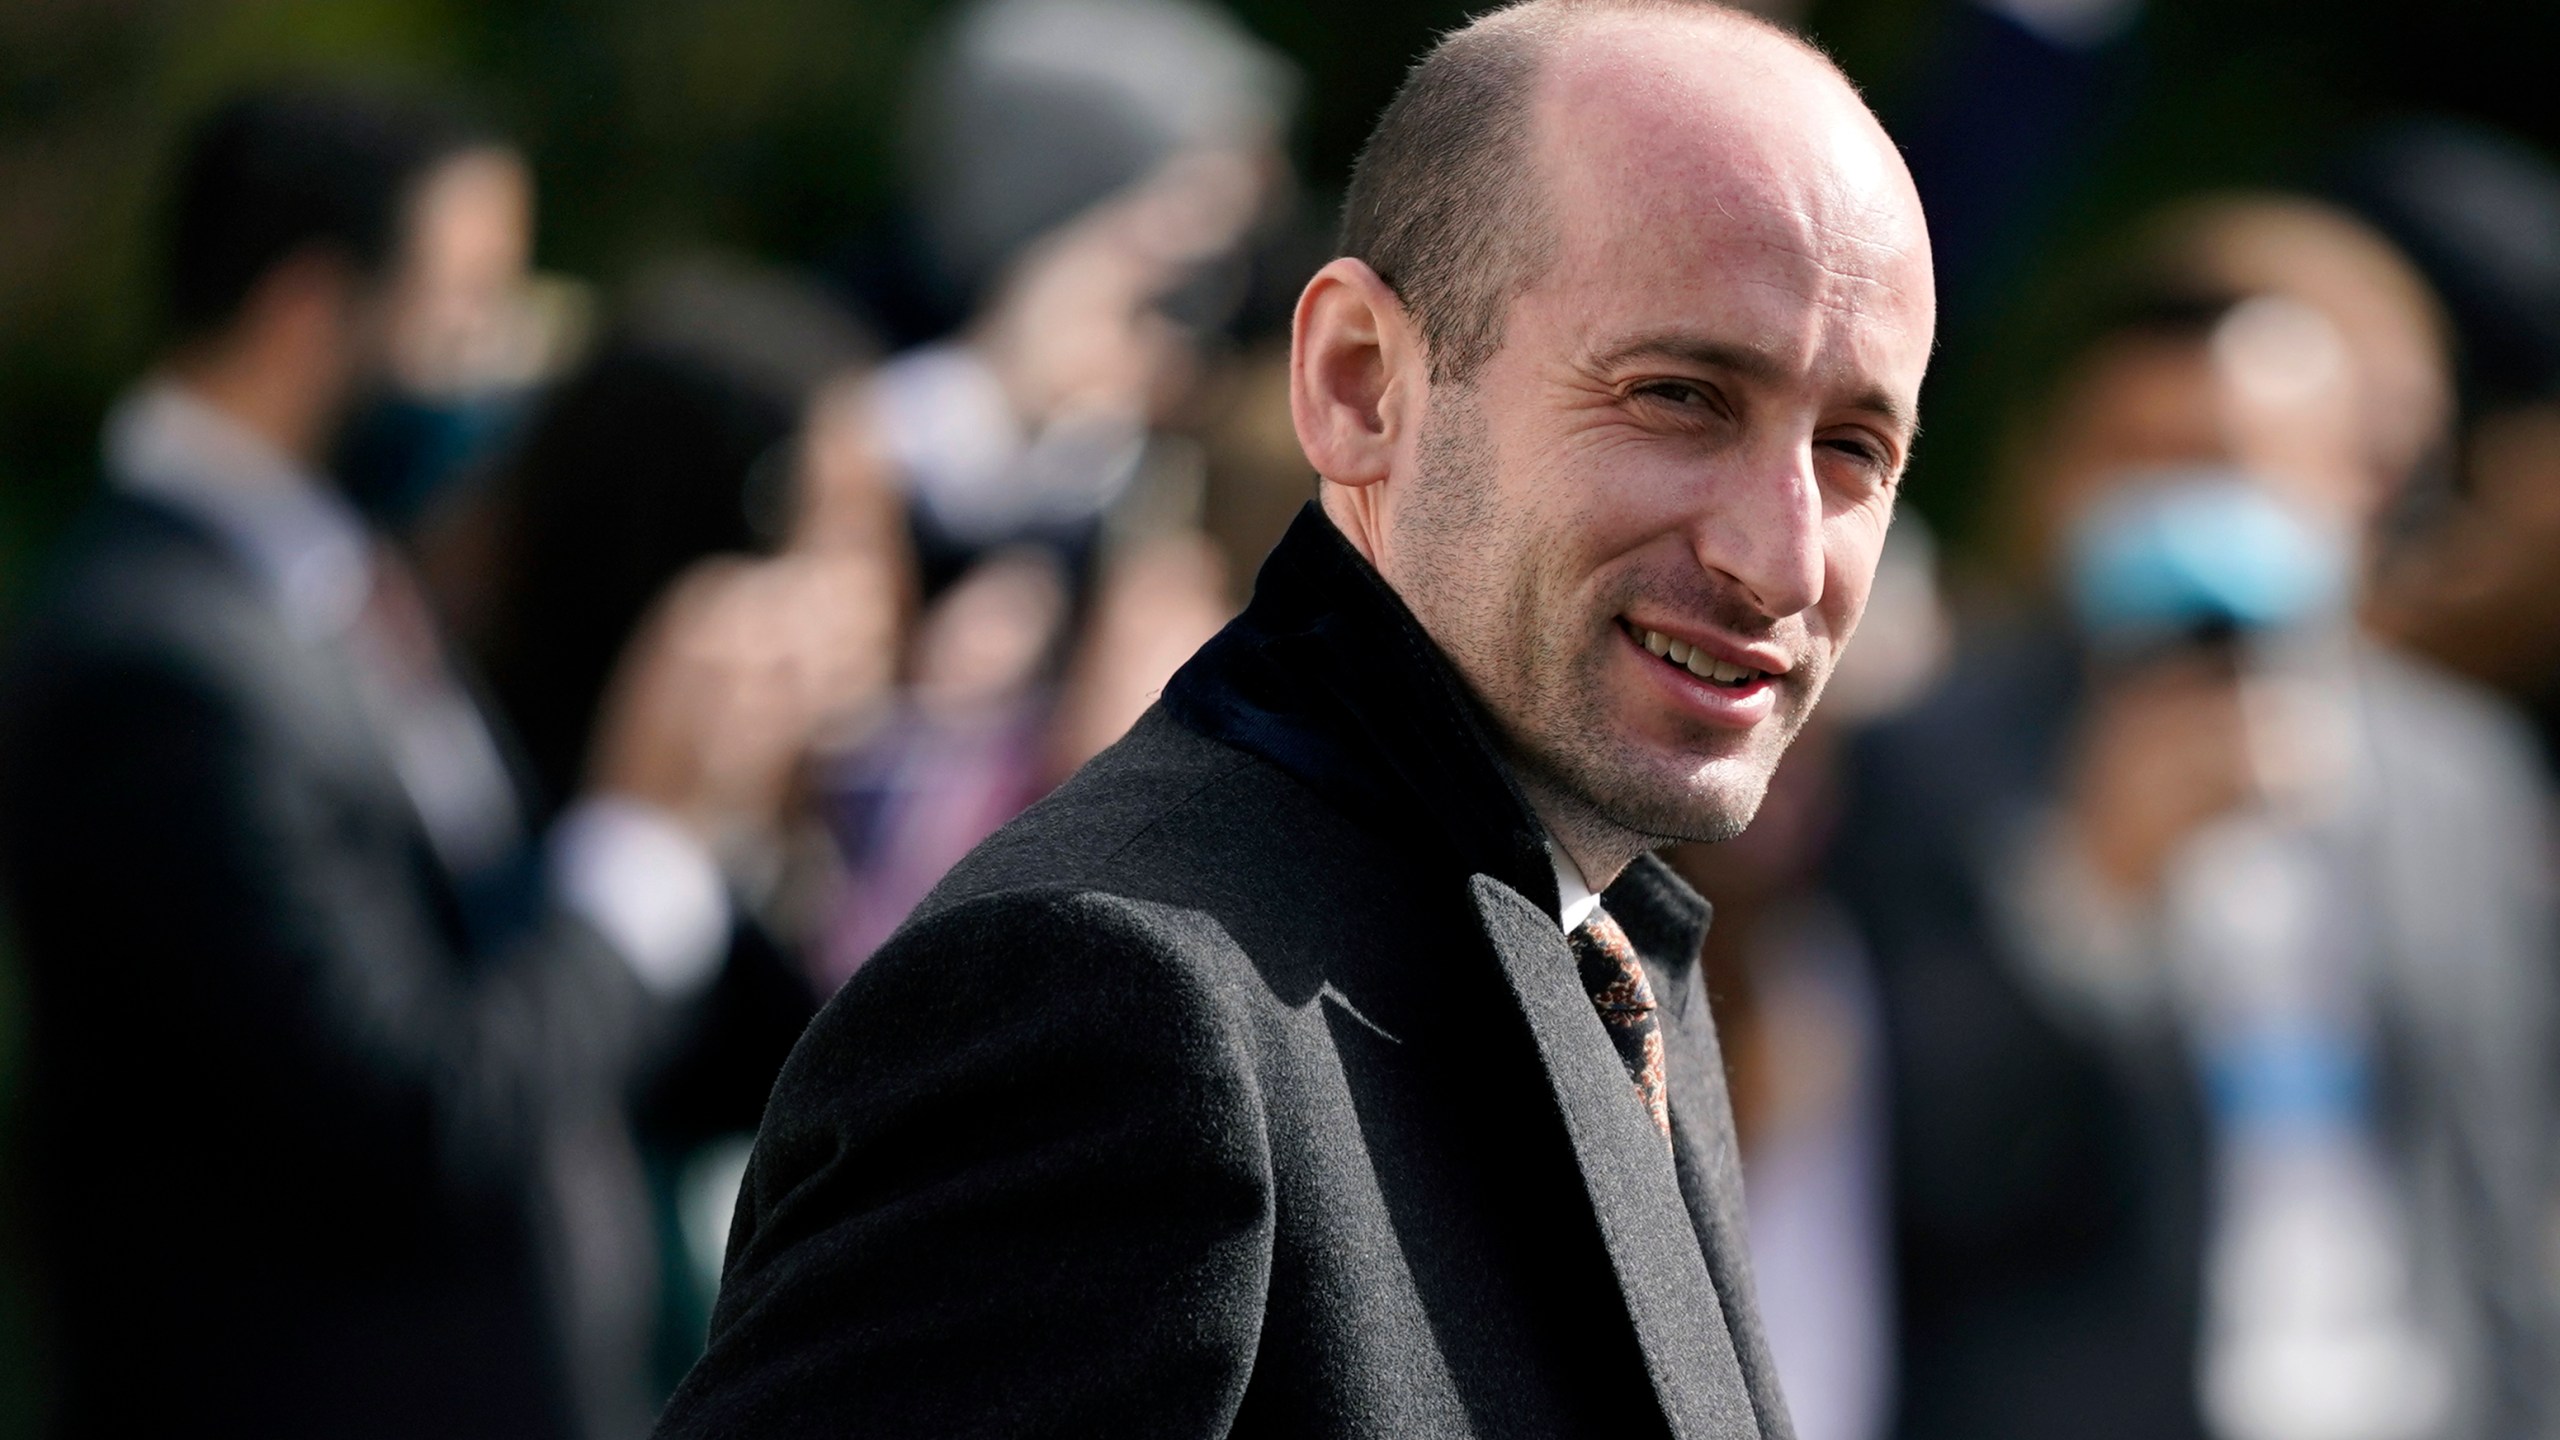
[792,373,908,560]
[587,551,897,842]
[971,214,1189,429]
[2063,649,2256,897]
[970,148,1265,428]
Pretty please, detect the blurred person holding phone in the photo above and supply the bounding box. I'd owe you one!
[860,0,1298,588]
[805,0,1293,987]
[1835,197,2558,1440]
[0,88,868,1439]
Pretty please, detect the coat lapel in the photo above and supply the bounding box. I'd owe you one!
[1471,874,1763,1439]
[1612,857,1798,1440]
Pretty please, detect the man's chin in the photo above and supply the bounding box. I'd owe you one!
[1632,781,1768,847]
[1568,745,1776,849]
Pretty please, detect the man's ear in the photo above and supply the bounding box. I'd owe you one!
[1290,257,1421,490]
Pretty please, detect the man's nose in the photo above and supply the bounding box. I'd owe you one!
[1689,440,1825,620]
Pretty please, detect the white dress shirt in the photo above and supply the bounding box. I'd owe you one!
[1552,846,1603,933]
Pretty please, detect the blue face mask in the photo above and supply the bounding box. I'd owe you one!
[2066,467,2351,649]
[333,386,532,530]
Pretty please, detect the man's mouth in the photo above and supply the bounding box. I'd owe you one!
[1623,622,1768,688]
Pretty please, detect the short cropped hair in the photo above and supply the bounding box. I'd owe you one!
[163,86,491,340]
[1338,0,1816,383]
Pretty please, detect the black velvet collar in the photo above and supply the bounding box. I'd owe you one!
[1162,502,1567,918]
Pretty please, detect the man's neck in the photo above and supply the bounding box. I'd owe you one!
[1518,772,1654,896]
[162,346,335,477]
[1321,489,1660,895]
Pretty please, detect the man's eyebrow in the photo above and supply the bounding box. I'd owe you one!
[1587,332,1920,442]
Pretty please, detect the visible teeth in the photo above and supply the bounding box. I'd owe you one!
[1636,624,1759,685]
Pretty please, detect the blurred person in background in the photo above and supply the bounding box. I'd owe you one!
[0,88,867,1439]
[864,0,1297,587]
[1894,0,2147,325]
[445,258,899,831]
[811,504,1238,989]
[2342,122,2560,771]
[1835,195,2558,1440]
[426,256,908,1379]
[810,0,1299,985]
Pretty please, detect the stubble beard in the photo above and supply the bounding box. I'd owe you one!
[1395,387,1826,860]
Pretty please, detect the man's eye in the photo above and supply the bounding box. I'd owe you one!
[1821,436,1888,471]
[1633,380,1716,410]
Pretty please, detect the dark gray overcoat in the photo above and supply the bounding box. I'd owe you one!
[659,506,1792,1438]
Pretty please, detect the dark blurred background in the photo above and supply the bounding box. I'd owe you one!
[14,0,2560,579]
[11,1,2560,1436]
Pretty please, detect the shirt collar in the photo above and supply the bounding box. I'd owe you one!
[101,379,373,640]
[1552,847,1604,934]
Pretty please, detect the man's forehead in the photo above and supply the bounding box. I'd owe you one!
[1517,16,1934,398]
[1530,18,1917,252]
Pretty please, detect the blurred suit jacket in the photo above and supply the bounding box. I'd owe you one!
[1834,621,2559,1440]
[657,505,1795,1439]
[0,469,675,1438]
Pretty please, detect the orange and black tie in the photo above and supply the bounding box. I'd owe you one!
[1567,906,1671,1142]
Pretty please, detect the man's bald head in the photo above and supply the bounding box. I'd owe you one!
[1339,0,1865,384]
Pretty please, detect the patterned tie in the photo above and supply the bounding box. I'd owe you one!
[1567,905,1671,1141]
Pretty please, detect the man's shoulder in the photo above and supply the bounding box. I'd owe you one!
[927,708,1380,917]
[763,729,1418,1188]
[0,493,328,787]
[2354,638,2544,774]
[2349,638,2557,854]
[10,492,270,675]
[847,706,1425,1032]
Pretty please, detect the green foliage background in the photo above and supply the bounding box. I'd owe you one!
[6,0,2560,1430]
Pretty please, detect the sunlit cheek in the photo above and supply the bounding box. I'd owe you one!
[1522,457,1652,604]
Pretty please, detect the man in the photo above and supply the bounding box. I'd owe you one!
[0,90,862,1438]
[661,3,1933,1435]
